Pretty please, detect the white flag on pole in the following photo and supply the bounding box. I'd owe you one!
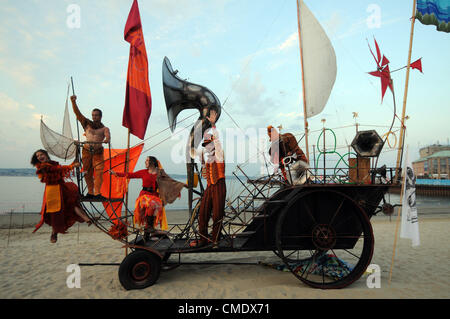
[400,146,420,246]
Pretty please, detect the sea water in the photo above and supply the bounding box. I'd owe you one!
[0,175,247,214]
[0,176,190,214]
[1,176,449,215]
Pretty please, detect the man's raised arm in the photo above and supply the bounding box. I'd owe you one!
[70,95,88,128]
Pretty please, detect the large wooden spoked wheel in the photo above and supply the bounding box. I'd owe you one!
[118,250,162,290]
[275,189,374,289]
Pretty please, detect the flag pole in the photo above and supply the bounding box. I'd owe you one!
[394,0,417,182]
[297,0,310,163]
[389,0,417,283]
[124,129,131,257]
[389,144,408,284]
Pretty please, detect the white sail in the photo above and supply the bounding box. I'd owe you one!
[40,83,76,160]
[299,0,337,118]
[62,93,74,140]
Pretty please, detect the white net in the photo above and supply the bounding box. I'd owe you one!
[40,119,76,160]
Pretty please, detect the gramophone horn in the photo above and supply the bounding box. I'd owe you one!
[162,56,221,136]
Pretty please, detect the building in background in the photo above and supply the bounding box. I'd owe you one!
[412,144,450,179]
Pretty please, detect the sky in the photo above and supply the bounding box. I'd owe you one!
[0,0,449,176]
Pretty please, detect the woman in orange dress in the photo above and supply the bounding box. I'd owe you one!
[31,149,92,243]
[112,156,185,239]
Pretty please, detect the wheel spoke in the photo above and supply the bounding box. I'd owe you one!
[342,248,363,260]
[300,198,317,225]
[329,198,345,226]
[329,248,352,276]
[299,251,315,280]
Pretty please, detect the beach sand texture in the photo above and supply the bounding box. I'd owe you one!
[0,212,449,299]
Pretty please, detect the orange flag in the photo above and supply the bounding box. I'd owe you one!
[122,0,152,140]
[100,144,144,224]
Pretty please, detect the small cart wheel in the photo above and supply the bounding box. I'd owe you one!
[118,250,161,290]
[275,189,374,289]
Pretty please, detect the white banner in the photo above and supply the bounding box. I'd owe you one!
[400,147,420,246]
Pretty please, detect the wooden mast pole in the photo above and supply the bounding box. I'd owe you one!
[395,0,417,182]
[70,77,83,194]
[389,0,417,283]
[124,129,131,257]
[296,0,310,163]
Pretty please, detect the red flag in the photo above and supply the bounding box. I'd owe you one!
[410,58,423,73]
[123,0,151,140]
[368,39,379,67]
[381,55,390,67]
[369,65,393,103]
[374,38,381,65]
[367,37,394,103]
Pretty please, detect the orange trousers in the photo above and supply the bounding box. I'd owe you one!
[82,147,104,195]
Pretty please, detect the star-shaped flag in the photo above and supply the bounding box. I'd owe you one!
[367,37,394,103]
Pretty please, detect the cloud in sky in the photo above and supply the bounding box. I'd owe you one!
[0,92,50,129]
[276,111,303,119]
[0,92,19,111]
[277,32,297,52]
[224,63,280,130]
[0,61,37,87]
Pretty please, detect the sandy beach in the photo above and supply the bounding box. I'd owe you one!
[0,210,449,300]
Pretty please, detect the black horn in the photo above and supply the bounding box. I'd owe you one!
[162,57,221,159]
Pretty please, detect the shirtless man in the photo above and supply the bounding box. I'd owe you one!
[70,95,110,200]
